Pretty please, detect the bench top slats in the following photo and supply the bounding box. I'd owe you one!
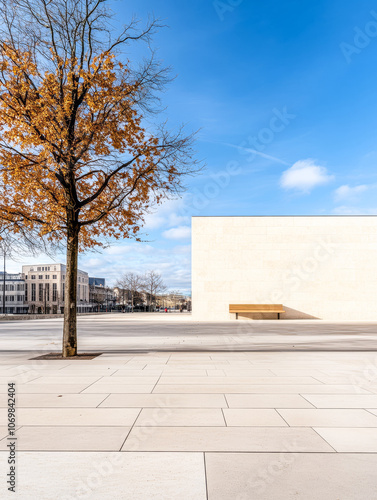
[229,304,285,313]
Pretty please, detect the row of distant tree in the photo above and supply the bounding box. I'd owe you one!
[114,270,187,312]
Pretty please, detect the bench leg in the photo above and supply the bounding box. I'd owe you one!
[236,313,238,320]
[278,313,280,320]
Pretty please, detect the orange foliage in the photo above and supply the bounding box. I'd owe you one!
[0,44,178,249]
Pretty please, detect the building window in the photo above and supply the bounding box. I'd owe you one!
[53,275,57,280]
[45,283,50,301]
[38,275,43,280]
[45,275,49,279]
[31,275,36,280]
[53,283,57,302]
[62,283,65,302]
[31,283,36,301]
[37,267,41,271]
[38,283,43,302]
[25,284,28,301]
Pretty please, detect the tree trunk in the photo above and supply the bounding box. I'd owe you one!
[63,222,79,357]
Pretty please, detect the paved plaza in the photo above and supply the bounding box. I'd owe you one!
[1,314,377,498]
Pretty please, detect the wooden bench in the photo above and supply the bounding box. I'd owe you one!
[229,304,285,320]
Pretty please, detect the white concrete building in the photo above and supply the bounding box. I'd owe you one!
[22,264,90,314]
[192,216,377,321]
[0,273,28,314]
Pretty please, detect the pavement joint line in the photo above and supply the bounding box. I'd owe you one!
[118,408,142,452]
[298,394,317,408]
[151,372,164,394]
[365,409,377,416]
[310,376,327,384]
[203,452,209,500]
[223,394,230,408]
[78,375,105,393]
[24,376,43,384]
[220,408,227,426]
[311,426,338,453]
[275,409,291,427]
[96,393,112,408]
[2,450,377,454]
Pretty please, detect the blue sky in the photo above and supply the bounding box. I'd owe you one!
[9,0,377,293]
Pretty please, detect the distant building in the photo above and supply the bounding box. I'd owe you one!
[0,272,28,314]
[157,293,191,311]
[22,264,90,314]
[89,277,115,310]
[89,277,106,287]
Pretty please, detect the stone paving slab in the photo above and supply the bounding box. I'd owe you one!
[277,408,377,427]
[0,393,108,408]
[157,376,323,385]
[0,383,93,394]
[223,409,288,426]
[82,384,157,393]
[0,452,207,500]
[152,384,370,394]
[0,426,131,451]
[100,393,228,408]
[314,427,377,452]
[205,453,377,500]
[302,394,377,408]
[225,394,315,408]
[122,426,334,452]
[135,408,225,427]
[8,408,141,426]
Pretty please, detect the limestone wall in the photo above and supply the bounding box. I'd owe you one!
[191,216,377,321]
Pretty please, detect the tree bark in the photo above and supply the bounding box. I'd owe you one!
[63,218,79,357]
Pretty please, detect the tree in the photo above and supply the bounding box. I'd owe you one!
[116,272,142,312]
[0,0,199,356]
[142,270,166,311]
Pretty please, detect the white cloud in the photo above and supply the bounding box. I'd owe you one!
[143,198,190,230]
[334,184,368,202]
[162,226,191,240]
[280,159,334,193]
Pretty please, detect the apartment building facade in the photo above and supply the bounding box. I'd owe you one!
[22,264,90,314]
[0,272,28,314]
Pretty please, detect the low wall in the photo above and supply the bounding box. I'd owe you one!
[0,312,117,321]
